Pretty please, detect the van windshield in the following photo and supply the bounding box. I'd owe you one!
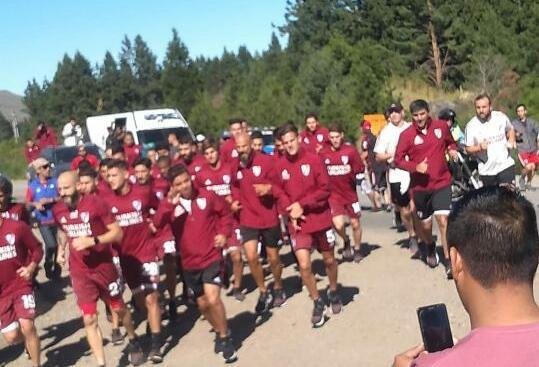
[137,128,192,150]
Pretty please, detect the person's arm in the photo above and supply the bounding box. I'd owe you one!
[214,194,232,247]
[373,130,392,163]
[394,134,417,172]
[61,123,73,138]
[392,345,425,367]
[16,223,44,280]
[350,148,365,174]
[152,197,175,229]
[297,158,330,211]
[464,123,486,154]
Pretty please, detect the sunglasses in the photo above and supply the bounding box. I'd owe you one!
[41,164,50,169]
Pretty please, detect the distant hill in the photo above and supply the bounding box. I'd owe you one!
[0,90,29,122]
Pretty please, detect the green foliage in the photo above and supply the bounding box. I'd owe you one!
[0,112,13,140]
[0,139,27,179]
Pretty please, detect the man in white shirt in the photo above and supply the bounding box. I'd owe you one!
[465,94,516,187]
[374,103,418,257]
[62,116,84,147]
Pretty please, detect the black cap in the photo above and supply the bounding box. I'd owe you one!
[387,102,403,113]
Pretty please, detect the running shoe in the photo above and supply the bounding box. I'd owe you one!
[215,335,238,363]
[148,334,163,363]
[232,288,246,302]
[111,328,124,345]
[353,248,364,263]
[254,291,273,315]
[126,338,145,366]
[426,243,440,268]
[327,289,343,314]
[409,237,421,259]
[272,288,287,307]
[311,298,327,328]
[342,244,354,261]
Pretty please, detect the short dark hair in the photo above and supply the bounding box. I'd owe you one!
[108,159,128,171]
[474,93,492,105]
[79,168,97,179]
[0,175,13,198]
[304,112,319,123]
[178,135,194,145]
[110,144,125,155]
[327,122,343,133]
[273,127,282,140]
[124,131,134,139]
[447,187,539,288]
[228,118,243,127]
[202,137,219,152]
[409,99,430,113]
[157,155,171,166]
[250,130,263,140]
[167,164,189,183]
[155,143,169,151]
[77,160,92,171]
[516,103,527,111]
[100,158,113,169]
[277,123,298,139]
[134,158,152,169]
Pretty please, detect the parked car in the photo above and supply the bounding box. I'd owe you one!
[29,143,103,179]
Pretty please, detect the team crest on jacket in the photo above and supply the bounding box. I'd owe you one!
[132,200,142,212]
[341,155,349,165]
[196,197,207,210]
[80,211,90,223]
[205,179,212,186]
[237,171,243,180]
[282,169,290,180]
[111,206,118,214]
[5,233,15,245]
[414,136,424,145]
[223,175,230,184]
[60,216,67,224]
[174,205,185,217]
[434,128,442,139]
[195,166,201,173]
[325,158,330,164]
[252,165,261,177]
[317,134,324,143]
[231,149,238,158]
[303,137,310,144]
[301,164,311,176]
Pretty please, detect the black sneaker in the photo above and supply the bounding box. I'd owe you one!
[444,261,453,280]
[342,244,353,261]
[327,289,343,314]
[111,328,124,345]
[353,248,364,263]
[215,335,238,363]
[311,298,327,328]
[254,291,273,315]
[168,299,177,321]
[272,288,287,307]
[425,243,440,268]
[148,334,163,363]
[126,339,145,366]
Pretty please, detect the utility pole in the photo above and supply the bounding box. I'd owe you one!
[10,110,19,142]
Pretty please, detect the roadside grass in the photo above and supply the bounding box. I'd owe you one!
[0,139,27,179]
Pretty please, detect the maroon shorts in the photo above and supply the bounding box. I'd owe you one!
[0,284,36,332]
[120,256,159,294]
[290,228,336,253]
[329,198,361,218]
[71,263,124,315]
[518,151,539,165]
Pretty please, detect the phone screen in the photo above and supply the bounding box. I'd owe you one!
[417,303,454,353]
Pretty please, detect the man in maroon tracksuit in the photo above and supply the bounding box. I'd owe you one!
[220,118,247,164]
[394,99,458,279]
[103,159,164,362]
[175,135,206,179]
[299,113,330,154]
[0,214,42,367]
[153,164,237,363]
[231,133,286,315]
[275,123,342,328]
[320,123,365,263]
[196,138,245,301]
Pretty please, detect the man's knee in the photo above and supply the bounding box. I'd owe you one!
[83,313,98,327]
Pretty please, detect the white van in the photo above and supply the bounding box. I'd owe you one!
[86,108,194,151]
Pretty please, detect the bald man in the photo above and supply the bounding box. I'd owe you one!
[231,133,286,316]
[53,172,144,367]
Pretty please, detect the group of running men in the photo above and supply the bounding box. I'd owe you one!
[1,94,536,366]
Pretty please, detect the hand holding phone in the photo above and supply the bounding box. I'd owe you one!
[417,303,454,353]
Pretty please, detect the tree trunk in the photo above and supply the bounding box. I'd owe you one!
[427,0,443,88]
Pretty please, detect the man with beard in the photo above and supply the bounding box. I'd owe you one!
[103,160,164,362]
[394,100,458,279]
[232,133,286,315]
[465,94,516,187]
[320,123,365,262]
[175,135,206,179]
[275,123,342,328]
[196,138,245,301]
[54,171,144,366]
[153,164,237,363]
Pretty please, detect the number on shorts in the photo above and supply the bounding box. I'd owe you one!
[142,262,159,277]
[234,228,242,241]
[108,281,120,297]
[325,229,336,244]
[163,240,176,254]
[21,294,35,310]
[352,202,361,214]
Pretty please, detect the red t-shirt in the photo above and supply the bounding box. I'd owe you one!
[24,145,41,164]
[0,219,43,293]
[394,118,456,192]
[1,203,30,225]
[154,189,231,270]
[103,184,157,262]
[320,143,365,205]
[53,194,116,275]
[299,126,330,153]
[124,144,141,167]
[71,154,99,170]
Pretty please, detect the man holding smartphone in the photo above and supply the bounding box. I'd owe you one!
[393,186,539,367]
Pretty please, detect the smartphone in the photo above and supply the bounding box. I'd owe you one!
[417,303,454,353]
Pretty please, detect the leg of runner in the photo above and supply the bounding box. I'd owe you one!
[82,313,106,366]
[243,239,272,315]
[229,248,244,301]
[401,203,419,257]
[19,319,40,367]
[145,290,163,363]
[163,254,178,319]
[434,214,451,278]
[265,246,285,307]
[332,215,352,261]
[350,217,363,262]
[295,249,326,327]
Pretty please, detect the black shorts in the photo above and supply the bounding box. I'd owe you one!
[371,170,387,190]
[413,185,452,221]
[480,165,515,187]
[390,183,411,207]
[183,260,225,299]
[240,225,282,248]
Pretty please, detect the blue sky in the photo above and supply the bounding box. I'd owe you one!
[1,0,288,95]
